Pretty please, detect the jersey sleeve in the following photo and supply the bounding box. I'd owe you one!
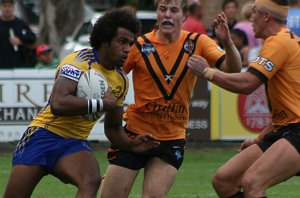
[56,52,86,81]
[248,37,288,82]
[195,34,225,68]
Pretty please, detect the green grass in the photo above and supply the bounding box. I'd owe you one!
[1,145,300,197]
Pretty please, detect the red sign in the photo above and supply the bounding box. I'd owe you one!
[238,85,271,133]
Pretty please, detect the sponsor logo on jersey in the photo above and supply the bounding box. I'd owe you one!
[60,64,83,81]
[251,57,275,72]
[184,39,195,55]
[238,85,271,132]
[141,43,155,56]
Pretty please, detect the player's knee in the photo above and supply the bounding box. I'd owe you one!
[212,171,227,189]
[79,175,102,190]
[241,175,256,192]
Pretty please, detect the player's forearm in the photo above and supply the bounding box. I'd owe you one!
[105,125,133,151]
[222,40,242,73]
[205,70,256,94]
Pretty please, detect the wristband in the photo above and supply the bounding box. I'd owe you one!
[97,99,103,112]
[88,99,92,114]
[91,99,97,113]
[88,99,104,113]
[202,68,216,81]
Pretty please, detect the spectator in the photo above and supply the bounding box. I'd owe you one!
[231,28,249,67]
[182,0,207,34]
[35,44,59,69]
[0,0,37,69]
[287,0,300,36]
[222,0,239,31]
[234,2,263,49]
[208,0,238,46]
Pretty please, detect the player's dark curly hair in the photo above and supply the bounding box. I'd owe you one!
[90,8,141,49]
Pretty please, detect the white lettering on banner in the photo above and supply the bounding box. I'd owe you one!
[187,119,209,130]
[190,100,209,109]
[0,107,41,122]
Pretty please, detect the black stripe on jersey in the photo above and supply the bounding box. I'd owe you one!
[141,33,196,84]
[135,33,200,100]
[247,67,268,84]
[215,55,225,69]
[135,40,169,98]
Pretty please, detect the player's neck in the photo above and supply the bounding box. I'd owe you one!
[156,30,181,44]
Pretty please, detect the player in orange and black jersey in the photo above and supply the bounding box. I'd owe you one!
[100,0,242,197]
[3,8,159,198]
[187,0,300,197]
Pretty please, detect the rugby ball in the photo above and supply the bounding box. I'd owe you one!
[76,69,109,121]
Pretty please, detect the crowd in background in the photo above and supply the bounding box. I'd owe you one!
[1,0,300,69]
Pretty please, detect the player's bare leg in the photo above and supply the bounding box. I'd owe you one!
[52,151,101,198]
[142,157,177,198]
[212,145,263,197]
[242,139,300,197]
[4,165,47,198]
[100,164,139,198]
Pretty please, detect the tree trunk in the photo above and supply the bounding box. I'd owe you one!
[38,0,84,56]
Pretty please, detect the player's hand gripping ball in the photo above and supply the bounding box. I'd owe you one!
[76,69,108,121]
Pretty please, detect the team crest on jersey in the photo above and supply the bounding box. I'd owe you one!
[141,43,155,56]
[184,39,195,55]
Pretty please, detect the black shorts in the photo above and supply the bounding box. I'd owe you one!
[107,127,186,170]
[257,123,300,154]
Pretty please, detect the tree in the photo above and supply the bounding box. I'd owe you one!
[38,0,85,55]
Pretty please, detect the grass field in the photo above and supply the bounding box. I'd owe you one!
[1,143,300,198]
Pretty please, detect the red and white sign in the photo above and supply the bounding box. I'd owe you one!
[238,85,271,133]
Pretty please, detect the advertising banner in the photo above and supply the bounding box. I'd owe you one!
[210,84,271,140]
[0,69,108,142]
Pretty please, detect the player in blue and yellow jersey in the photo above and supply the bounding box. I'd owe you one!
[100,0,241,197]
[188,0,300,197]
[3,8,159,198]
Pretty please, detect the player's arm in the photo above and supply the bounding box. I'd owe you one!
[50,76,90,116]
[187,55,263,94]
[239,124,274,151]
[104,107,160,152]
[51,74,117,116]
[214,12,242,73]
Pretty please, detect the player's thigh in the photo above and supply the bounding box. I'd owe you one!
[52,150,101,186]
[4,165,46,198]
[142,157,178,197]
[244,138,300,188]
[100,164,139,198]
[214,144,263,182]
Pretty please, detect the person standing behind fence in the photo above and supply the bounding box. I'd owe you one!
[35,44,59,69]
[0,0,37,69]
[182,0,207,34]
[234,2,263,49]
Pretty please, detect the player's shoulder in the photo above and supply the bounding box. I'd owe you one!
[59,48,95,71]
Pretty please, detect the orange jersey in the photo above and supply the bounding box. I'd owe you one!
[248,28,300,129]
[124,30,225,140]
